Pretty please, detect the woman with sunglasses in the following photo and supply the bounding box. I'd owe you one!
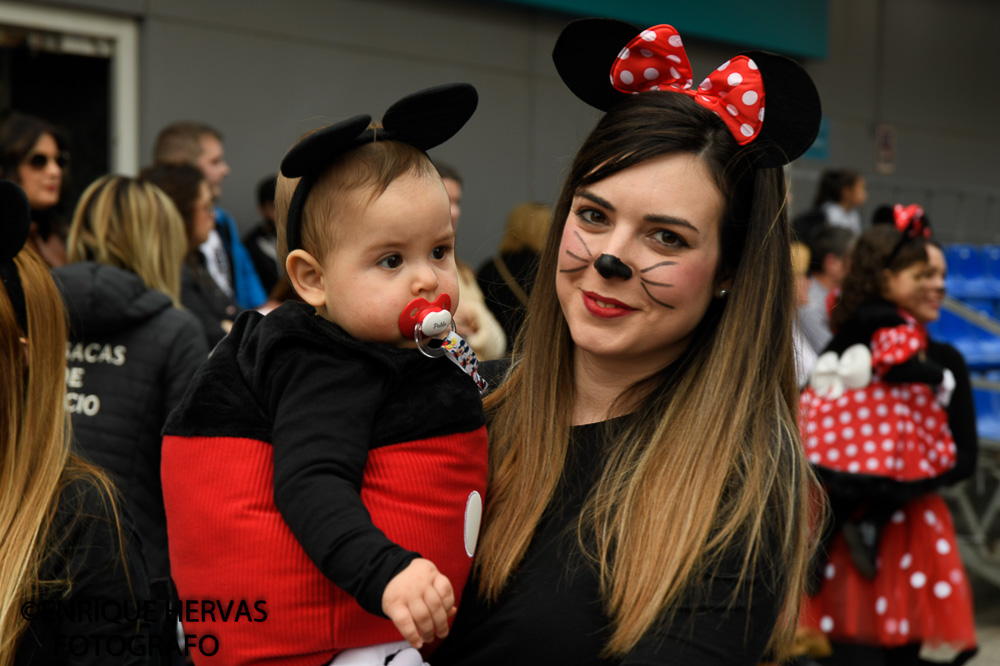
[799,208,977,665]
[0,112,71,267]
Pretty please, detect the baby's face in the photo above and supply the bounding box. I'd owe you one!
[319,172,458,347]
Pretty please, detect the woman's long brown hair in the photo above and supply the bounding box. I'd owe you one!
[475,93,821,657]
[831,224,928,330]
[0,248,132,662]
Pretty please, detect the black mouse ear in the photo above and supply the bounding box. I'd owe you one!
[0,180,31,262]
[381,83,479,150]
[739,50,822,168]
[279,114,373,179]
[552,18,638,112]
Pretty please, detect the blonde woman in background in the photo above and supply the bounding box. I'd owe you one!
[0,180,150,663]
[53,175,208,655]
[476,201,552,346]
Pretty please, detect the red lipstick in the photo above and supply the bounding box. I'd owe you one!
[582,291,635,318]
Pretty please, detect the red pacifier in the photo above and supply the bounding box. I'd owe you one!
[398,294,453,357]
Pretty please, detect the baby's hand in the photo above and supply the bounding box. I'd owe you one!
[382,558,455,649]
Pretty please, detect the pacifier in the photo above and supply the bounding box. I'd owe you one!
[398,294,453,357]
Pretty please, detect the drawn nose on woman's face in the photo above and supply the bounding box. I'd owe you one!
[594,253,633,280]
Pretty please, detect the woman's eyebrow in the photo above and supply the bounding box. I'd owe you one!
[577,190,614,211]
[644,214,699,234]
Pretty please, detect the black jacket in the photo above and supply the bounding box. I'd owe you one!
[52,261,208,586]
[13,477,151,666]
[181,260,240,349]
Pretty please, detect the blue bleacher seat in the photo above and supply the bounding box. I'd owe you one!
[973,386,1000,441]
[945,244,992,299]
[980,244,1000,296]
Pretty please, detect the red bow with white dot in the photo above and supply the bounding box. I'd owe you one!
[893,203,931,239]
[609,24,765,145]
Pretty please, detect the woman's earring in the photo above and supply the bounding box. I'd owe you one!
[717,289,729,298]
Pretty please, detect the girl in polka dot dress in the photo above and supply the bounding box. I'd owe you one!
[799,212,977,665]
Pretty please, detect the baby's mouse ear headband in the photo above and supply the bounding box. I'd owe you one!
[279,82,479,252]
[552,19,821,168]
[0,179,32,332]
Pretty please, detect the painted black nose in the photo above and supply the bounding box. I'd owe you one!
[594,254,633,280]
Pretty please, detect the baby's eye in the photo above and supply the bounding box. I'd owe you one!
[652,229,688,248]
[378,254,403,269]
[577,208,606,225]
[431,245,451,260]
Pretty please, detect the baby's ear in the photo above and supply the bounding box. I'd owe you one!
[285,249,326,308]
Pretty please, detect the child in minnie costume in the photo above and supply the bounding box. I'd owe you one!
[799,205,977,664]
[161,84,489,666]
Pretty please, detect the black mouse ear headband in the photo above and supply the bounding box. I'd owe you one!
[279,82,479,252]
[552,19,821,168]
[0,180,32,333]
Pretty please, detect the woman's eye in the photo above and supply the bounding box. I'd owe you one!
[577,208,606,225]
[378,254,403,269]
[652,229,687,248]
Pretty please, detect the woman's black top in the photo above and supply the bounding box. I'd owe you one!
[432,417,781,666]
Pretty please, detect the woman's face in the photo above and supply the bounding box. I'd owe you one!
[912,244,946,324]
[17,132,63,211]
[556,152,725,376]
[192,181,216,246]
[843,177,868,210]
[882,261,928,314]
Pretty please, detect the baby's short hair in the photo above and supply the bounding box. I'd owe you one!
[275,126,438,265]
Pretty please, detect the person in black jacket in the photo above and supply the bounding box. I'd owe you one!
[475,201,550,348]
[53,175,209,660]
[1,181,151,665]
[800,215,978,665]
[142,162,240,348]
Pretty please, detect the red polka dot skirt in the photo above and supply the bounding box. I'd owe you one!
[800,493,976,657]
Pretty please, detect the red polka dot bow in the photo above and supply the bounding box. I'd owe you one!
[609,24,765,145]
[893,204,931,239]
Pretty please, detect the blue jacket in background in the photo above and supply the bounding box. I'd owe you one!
[216,206,267,309]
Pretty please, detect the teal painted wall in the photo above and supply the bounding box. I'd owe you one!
[495,0,828,58]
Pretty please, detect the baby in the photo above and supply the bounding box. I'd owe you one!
[161,84,488,666]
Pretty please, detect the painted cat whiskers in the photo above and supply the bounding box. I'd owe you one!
[558,232,679,309]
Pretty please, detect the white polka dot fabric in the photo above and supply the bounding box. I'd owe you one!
[608,24,764,145]
[800,494,976,652]
[800,323,957,481]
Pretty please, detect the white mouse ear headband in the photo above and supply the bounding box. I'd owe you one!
[0,180,32,332]
[553,19,821,168]
[279,82,478,252]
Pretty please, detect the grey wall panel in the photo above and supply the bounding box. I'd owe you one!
[23,0,1000,255]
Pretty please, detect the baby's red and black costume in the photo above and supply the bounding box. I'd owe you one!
[161,301,487,665]
[161,83,487,666]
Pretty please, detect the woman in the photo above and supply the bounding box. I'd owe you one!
[800,213,978,665]
[142,162,240,348]
[476,201,551,346]
[433,18,823,664]
[0,181,150,663]
[52,175,209,654]
[917,241,978,489]
[0,112,71,267]
[812,169,868,235]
